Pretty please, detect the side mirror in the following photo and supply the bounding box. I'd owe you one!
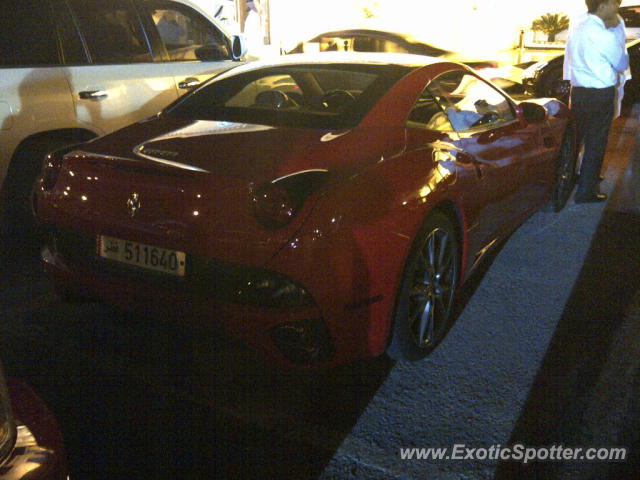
[195,45,228,61]
[517,101,548,124]
[231,35,247,60]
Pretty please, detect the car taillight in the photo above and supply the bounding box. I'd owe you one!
[40,152,64,191]
[252,169,329,230]
[253,182,296,229]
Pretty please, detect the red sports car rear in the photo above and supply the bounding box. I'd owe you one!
[34,53,575,367]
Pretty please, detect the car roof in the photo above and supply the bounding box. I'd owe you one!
[311,29,413,41]
[219,51,445,76]
[304,28,452,51]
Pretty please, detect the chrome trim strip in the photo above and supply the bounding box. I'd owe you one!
[271,169,329,183]
[130,145,209,173]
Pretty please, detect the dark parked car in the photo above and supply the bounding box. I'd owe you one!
[286,28,506,68]
[620,4,640,32]
[521,37,640,104]
[285,29,527,89]
[34,53,576,368]
[287,29,451,55]
[0,364,67,479]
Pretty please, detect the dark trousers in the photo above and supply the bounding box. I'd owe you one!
[570,85,615,198]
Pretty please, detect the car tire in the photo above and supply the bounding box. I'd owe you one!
[545,126,577,213]
[386,212,460,361]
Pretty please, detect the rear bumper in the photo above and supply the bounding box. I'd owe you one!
[41,244,336,368]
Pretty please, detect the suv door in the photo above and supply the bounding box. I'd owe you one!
[139,0,243,92]
[64,0,180,136]
[0,0,76,193]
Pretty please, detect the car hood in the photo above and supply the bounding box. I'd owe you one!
[54,116,399,266]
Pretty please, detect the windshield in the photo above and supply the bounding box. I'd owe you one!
[165,63,411,129]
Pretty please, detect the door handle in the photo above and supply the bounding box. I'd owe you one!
[178,77,200,89]
[78,89,108,100]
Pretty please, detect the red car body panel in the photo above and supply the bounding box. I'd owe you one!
[35,57,571,367]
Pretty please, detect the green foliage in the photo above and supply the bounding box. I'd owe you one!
[361,0,380,19]
[531,13,570,41]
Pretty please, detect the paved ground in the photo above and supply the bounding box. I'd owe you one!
[0,107,638,480]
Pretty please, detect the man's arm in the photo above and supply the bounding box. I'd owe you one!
[600,30,629,72]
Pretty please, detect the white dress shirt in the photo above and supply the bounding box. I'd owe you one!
[563,13,629,88]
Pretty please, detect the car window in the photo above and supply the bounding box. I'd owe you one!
[0,0,59,66]
[144,0,230,61]
[166,63,410,129]
[406,87,454,132]
[226,74,300,107]
[378,39,410,54]
[352,36,410,54]
[427,70,515,132]
[352,35,376,52]
[52,0,88,64]
[314,35,353,52]
[68,0,153,64]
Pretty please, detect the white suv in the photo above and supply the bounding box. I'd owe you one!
[0,0,246,233]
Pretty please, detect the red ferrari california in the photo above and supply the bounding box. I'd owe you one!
[34,53,576,367]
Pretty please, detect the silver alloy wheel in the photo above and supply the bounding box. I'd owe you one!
[408,227,458,348]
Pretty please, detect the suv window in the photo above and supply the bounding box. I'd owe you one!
[52,0,88,64]
[68,0,153,64]
[144,0,230,61]
[0,0,59,66]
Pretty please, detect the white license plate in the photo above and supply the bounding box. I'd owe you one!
[98,235,186,276]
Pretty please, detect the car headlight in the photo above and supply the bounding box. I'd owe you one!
[0,364,16,465]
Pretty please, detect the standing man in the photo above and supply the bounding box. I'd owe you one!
[243,0,264,55]
[564,0,629,203]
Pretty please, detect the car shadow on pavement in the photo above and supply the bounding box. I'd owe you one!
[494,142,640,479]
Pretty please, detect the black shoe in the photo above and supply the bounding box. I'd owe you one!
[575,193,608,203]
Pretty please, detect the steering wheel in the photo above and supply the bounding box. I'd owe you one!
[470,110,500,128]
[253,90,296,109]
[320,89,356,112]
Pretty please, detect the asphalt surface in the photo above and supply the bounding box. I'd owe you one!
[0,106,638,480]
